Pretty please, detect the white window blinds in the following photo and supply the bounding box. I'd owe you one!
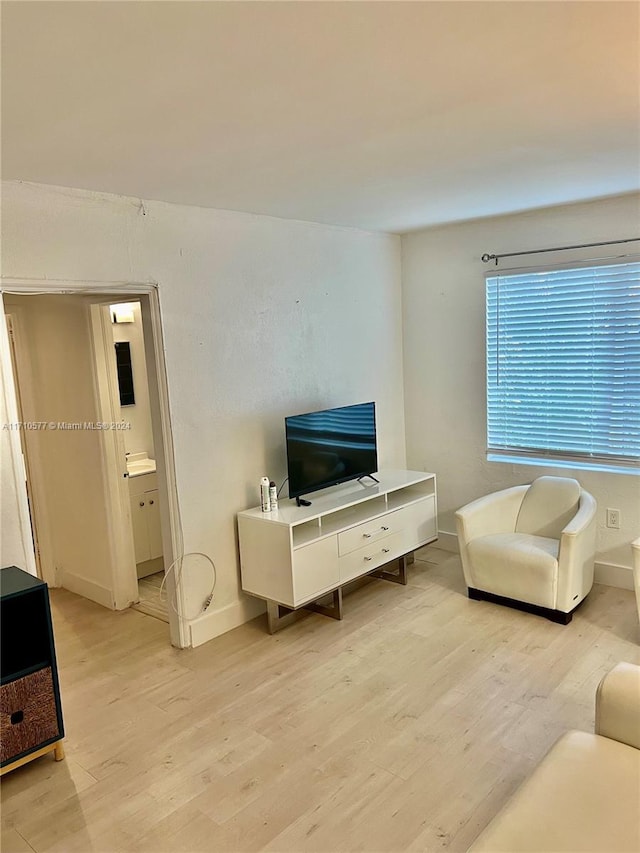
[486,260,640,472]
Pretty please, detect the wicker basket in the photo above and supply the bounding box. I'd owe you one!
[0,667,60,764]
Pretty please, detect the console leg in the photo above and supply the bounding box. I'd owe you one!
[305,588,343,621]
[266,589,344,633]
[266,601,300,634]
[371,553,409,585]
[53,741,65,761]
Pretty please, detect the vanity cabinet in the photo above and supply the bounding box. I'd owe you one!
[128,473,163,568]
[238,470,437,630]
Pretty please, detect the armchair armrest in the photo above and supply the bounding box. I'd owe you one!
[455,485,527,544]
[633,538,640,622]
[595,662,640,750]
[555,490,597,612]
[561,490,597,537]
[456,486,528,589]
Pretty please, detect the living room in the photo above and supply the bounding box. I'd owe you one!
[1,2,639,851]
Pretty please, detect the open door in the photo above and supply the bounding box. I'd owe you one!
[5,314,44,578]
[0,304,37,575]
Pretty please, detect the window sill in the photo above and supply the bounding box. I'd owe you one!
[487,453,639,477]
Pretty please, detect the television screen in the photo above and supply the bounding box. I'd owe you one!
[285,402,378,500]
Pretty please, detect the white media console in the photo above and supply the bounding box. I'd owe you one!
[238,470,437,632]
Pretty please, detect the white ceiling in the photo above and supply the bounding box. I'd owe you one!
[2,1,639,233]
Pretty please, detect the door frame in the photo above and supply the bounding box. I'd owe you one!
[0,279,187,648]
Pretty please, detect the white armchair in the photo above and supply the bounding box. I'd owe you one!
[455,476,597,624]
[632,537,640,624]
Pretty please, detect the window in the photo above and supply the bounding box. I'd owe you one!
[486,259,640,473]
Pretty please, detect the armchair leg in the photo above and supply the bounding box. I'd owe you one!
[468,587,574,625]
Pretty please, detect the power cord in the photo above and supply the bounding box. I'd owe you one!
[277,476,289,498]
[159,552,217,622]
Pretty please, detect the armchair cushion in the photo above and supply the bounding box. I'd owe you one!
[515,475,581,539]
[467,533,559,609]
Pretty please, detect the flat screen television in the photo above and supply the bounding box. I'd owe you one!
[285,402,378,502]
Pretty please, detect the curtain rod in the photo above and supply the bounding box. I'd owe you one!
[481,237,640,265]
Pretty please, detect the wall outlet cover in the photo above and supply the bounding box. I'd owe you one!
[606,508,621,529]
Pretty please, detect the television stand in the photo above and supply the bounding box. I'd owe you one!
[238,470,437,632]
[358,473,379,485]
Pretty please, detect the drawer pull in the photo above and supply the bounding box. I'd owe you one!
[381,526,389,531]
[382,548,390,554]
[364,556,373,562]
[10,710,24,725]
[363,533,372,539]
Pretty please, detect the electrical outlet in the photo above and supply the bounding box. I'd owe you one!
[606,508,621,529]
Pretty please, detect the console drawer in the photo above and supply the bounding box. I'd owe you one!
[338,515,398,556]
[339,532,404,584]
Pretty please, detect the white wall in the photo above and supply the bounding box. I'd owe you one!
[402,192,640,577]
[111,301,155,458]
[1,180,405,644]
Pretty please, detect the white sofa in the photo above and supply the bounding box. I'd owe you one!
[469,662,640,852]
[456,476,597,623]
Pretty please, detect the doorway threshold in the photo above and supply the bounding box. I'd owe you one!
[132,571,169,623]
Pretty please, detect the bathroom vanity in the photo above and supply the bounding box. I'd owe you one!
[126,455,163,577]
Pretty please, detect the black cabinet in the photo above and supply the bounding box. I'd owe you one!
[0,566,65,774]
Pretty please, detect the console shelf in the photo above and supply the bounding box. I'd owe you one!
[238,470,437,631]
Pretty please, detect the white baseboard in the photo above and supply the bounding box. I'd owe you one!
[435,530,459,553]
[189,595,266,647]
[594,562,634,591]
[61,571,114,609]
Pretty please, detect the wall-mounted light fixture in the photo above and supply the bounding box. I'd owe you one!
[110,303,136,324]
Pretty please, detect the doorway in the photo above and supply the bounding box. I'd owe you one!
[0,281,187,648]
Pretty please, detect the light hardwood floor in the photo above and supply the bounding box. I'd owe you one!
[2,547,639,853]
[132,572,170,624]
